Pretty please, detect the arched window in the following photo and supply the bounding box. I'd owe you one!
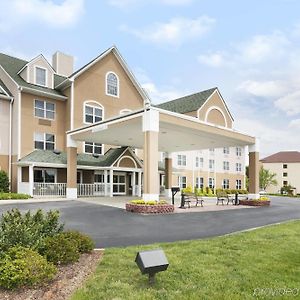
[84,101,104,124]
[106,72,119,97]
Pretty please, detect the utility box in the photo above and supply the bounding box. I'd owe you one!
[135,249,169,282]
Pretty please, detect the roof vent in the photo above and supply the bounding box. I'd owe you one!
[53,149,61,155]
[92,153,100,158]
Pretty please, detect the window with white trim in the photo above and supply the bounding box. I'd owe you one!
[177,155,186,166]
[34,168,56,183]
[84,142,103,155]
[236,179,242,189]
[195,157,204,168]
[35,67,46,86]
[209,159,214,170]
[178,176,187,188]
[34,133,55,150]
[222,179,230,189]
[208,177,215,189]
[223,147,230,154]
[209,148,215,154]
[106,72,119,97]
[223,161,230,171]
[236,163,242,172]
[84,104,103,124]
[236,147,242,157]
[34,100,55,120]
[195,177,204,189]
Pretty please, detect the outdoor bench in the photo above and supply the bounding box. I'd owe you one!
[180,192,204,208]
[216,191,234,205]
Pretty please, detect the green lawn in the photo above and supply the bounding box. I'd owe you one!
[71,221,300,300]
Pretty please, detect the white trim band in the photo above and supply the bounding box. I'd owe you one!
[66,188,77,199]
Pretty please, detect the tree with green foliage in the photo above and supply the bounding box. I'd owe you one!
[259,167,277,191]
[0,170,9,193]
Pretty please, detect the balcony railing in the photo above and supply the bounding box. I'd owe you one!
[77,183,110,197]
[33,183,66,197]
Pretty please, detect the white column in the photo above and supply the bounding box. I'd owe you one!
[104,169,108,196]
[138,171,142,197]
[132,171,136,196]
[109,169,113,197]
[29,165,34,197]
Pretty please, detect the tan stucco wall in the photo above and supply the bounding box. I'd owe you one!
[0,100,10,155]
[57,168,67,183]
[20,93,66,157]
[263,162,300,194]
[197,91,233,128]
[206,109,226,127]
[0,155,9,173]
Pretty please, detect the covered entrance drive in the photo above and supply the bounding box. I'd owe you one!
[67,106,259,201]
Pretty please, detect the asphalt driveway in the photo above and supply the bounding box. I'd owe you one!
[0,196,299,248]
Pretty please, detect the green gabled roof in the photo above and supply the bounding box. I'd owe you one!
[156,87,217,114]
[0,53,67,98]
[18,147,131,167]
[0,79,11,96]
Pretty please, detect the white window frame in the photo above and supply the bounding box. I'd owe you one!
[236,147,242,157]
[223,161,230,171]
[178,176,187,189]
[195,177,204,189]
[236,179,242,189]
[34,99,55,120]
[106,71,119,98]
[34,66,47,87]
[236,163,242,172]
[222,179,230,189]
[208,177,215,189]
[209,159,214,170]
[223,147,230,155]
[34,132,55,150]
[34,168,57,183]
[84,142,103,155]
[84,102,104,124]
[177,155,187,167]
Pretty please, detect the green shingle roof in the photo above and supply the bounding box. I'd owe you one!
[18,147,132,167]
[156,87,217,114]
[0,78,12,96]
[0,53,67,98]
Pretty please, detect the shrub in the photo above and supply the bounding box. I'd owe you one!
[0,246,57,289]
[61,231,95,253]
[260,196,269,201]
[182,186,193,194]
[0,193,31,200]
[41,233,80,265]
[0,209,64,254]
[130,200,168,205]
[0,171,9,193]
[130,200,145,205]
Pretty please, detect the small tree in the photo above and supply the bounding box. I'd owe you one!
[259,167,277,191]
[0,170,9,193]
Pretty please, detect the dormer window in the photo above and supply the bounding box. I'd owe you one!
[106,72,119,97]
[35,67,47,86]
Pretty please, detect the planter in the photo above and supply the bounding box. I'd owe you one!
[126,203,174,214]
[239,200,270,206]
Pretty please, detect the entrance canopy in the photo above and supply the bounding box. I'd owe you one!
[67,107,255,152]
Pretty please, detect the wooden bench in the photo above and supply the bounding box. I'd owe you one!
[216,191,234,205]
[181,192,204,208]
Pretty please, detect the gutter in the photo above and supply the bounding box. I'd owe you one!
[19,86,67,101]
[8,96,14,190]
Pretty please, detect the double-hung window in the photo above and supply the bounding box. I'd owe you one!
[34,100,55,120]
[208,177,215,189]
[236,163,242,172]
[34,133,55,150]
[223,147,230,154]
[35,67,46,86]
[236,147,242,157]
[178,176,187,188]
[177,155,186,166]
[236,179,242,189]
[222,179,230,189]
[85,105,103,124]
[223,161,230,171]
[84,142,103,155]
[209,159,214,170]
[195,177,204,189]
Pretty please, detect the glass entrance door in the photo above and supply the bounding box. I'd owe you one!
[113,174,126,195]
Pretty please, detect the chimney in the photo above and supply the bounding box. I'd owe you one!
[52,51,74,77]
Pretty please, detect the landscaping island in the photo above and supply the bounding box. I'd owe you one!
[126,200,174,214]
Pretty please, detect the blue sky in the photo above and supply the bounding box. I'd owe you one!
[1,0,300,157]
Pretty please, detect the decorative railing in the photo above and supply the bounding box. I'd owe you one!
[77,183,109,197]
[33,183,66,197]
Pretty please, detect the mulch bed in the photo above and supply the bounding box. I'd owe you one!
[239,200,271,206]
[0,249,103,300]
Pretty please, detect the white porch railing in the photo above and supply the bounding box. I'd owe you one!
[77,183,109,197]
[33,183,66,197]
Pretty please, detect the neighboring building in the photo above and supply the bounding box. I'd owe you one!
[0,46,246,198]
[260,151,300,194]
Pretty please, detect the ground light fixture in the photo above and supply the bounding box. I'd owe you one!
[135,249,169,284]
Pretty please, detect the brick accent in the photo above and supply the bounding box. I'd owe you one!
[239,200,270,206]
[126,203,174,214]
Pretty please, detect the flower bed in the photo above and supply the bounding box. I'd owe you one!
[126,200,174,214]
[239,199,271,206]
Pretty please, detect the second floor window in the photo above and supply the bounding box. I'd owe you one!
[177,155,186,166]
[34,100,55,120]
[223,147,230,154]
[34,133,55,150]
[223,161,230,171]
[236,147,242,156]
[85,105,103,124]
[106,72,119,97]
[209,159,214,170]
[236,163,242,172]
[35,67,46,86]
[84,142,103,155]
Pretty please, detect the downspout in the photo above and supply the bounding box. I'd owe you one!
[8,97,14,190]
[70,79,74,130]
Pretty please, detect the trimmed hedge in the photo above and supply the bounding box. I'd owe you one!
[0,171,9,193]
[61,231,95,253]
[0,246,57,289]
[0,193,31,200]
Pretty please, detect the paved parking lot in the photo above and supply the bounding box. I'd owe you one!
[0,196,299,248]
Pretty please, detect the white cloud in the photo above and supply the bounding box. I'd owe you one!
[108,0,193,8]
[197,52,225,67]
[237,80,289,98]
[0,0,84,31]
[275,91,300,115]
[120,16,215,45]
[289,119,300,129]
